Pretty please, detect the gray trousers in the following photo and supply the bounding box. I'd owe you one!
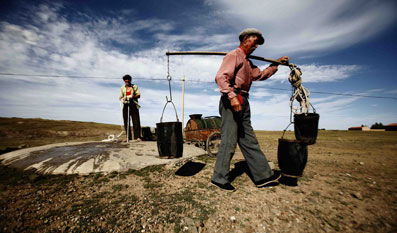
[212,95,273,185]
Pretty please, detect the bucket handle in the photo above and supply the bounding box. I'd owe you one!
[281,122,293,139]
[159,55,180,123]
[160,97,180,123]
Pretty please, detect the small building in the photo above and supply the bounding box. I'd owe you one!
[348,126,370,131]
[385,123,397,131]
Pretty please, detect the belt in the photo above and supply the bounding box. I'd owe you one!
[235,89,249,98]
[222,90,249,98]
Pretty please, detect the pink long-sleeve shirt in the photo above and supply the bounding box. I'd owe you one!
[215,47,279,99]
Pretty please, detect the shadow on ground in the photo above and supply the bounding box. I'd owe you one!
[175,161,206,176]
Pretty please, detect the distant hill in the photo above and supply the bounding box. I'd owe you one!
[0,117,121,152]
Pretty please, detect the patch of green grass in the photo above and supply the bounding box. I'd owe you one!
[112,184,125,191]
[93,173,103,180]
[142,176,163,190]
[0,163,78,193]
[106,216,117,228]
[125,168,136,175]
[99,177,110,183]
[108,171,118,178]
[131,165,165,177]
[196,154,215,163]
[144,182,163,189]
[44,209,63,219]
[197,181,206,189]
[93,191,110,199]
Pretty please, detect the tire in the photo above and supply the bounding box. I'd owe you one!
[206,132,221,157]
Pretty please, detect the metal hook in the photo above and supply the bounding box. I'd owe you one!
[159,53,180,122]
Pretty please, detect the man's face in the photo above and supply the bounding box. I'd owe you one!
[243,35,260,55]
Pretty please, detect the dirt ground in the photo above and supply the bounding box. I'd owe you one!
[0,117,396,232]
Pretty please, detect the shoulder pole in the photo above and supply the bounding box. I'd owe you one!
[165,51,287,66]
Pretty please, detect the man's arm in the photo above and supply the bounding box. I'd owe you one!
[215,52,238,100]
[215,52,242,112]
[252,56,289,81]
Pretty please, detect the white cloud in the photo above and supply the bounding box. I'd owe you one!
[205,0,397,57]
[0,1,395,131]
[269,64,361,83]
[386,89,397,95]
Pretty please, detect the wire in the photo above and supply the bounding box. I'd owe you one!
[0,72,164,80]
[1,72,396,100]
[250,86,397,100]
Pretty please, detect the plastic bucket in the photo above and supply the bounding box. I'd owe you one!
[277,138,308,177]
[294,113,319,145]
[156,121,183,159]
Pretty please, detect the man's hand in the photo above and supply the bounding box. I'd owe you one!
[229,96,242,112]
[277,56,289,65]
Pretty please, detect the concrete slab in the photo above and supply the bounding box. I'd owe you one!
[0,141,207,175]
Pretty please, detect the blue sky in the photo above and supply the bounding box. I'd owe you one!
[0,0,396,130]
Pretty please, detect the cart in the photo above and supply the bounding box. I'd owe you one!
[184,114,221,157]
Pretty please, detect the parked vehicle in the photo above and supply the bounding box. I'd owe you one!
[184,114,221,156]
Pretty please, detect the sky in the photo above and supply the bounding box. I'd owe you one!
[0,0,396,130]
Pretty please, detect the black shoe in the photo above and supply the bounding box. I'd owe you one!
[211,180,236,191]
[255,170,281,188]
[279,176,298,186]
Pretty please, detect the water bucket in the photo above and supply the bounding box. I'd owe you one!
[156,100,183,159]
[294,113,319,145]
[156,121,183,158]
[277,138,308,177]
[141,127,153,141]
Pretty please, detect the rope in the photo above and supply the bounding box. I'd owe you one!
[288,64,312,115]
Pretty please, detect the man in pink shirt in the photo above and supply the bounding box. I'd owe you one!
[211,28,289,191]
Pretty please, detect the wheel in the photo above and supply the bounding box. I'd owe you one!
[206,131,221,157]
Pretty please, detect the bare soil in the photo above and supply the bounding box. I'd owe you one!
[0,117,396,232]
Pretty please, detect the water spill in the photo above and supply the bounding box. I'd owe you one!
[9,142,129,173]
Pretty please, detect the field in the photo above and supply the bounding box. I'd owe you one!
[0,117,396,232]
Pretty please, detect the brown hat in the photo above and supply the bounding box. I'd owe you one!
[239,28,264,45]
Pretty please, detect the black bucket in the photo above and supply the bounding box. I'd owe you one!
[141,127,153,141]
[156,121,183,159]
[277,138,308,177]
[294,113,319,145]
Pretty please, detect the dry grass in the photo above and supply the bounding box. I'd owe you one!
[0,117,121,151]
[0,117,396,232]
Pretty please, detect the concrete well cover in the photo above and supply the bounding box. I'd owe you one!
[0,141,206,175]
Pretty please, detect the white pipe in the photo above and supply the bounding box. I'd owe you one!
[181,75,185,129]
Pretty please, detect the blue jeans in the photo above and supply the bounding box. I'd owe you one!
[212,95,273,184]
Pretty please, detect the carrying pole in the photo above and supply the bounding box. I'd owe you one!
[165,51,288,66]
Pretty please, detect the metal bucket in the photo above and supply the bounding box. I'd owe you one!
[156,121,183,159]
[294,113,319,145]
[157,98,183,159]
[277,138,308,177]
